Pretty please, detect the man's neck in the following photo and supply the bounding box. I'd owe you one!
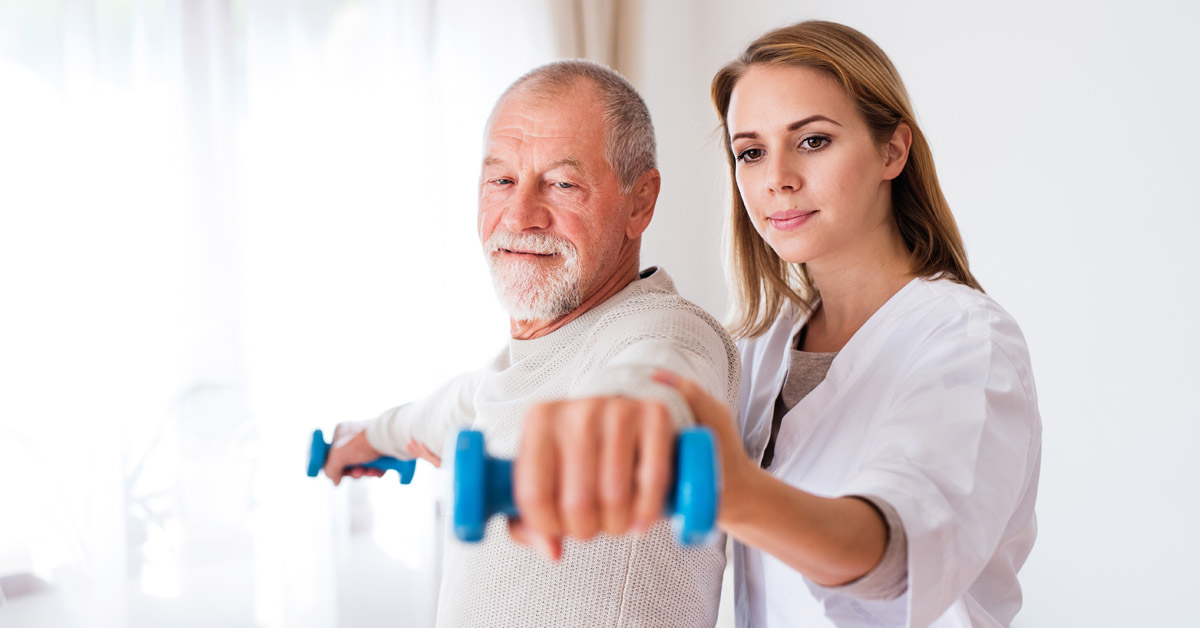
[509,255,641,341]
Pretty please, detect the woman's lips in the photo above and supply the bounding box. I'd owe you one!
[767,210,816,231]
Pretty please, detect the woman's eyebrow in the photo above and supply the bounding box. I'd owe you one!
[731,114,842,142]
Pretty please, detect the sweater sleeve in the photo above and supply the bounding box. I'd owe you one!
[569,308,737,430]
[364,368,487,459]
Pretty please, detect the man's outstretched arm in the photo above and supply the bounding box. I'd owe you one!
[322,367,488,484]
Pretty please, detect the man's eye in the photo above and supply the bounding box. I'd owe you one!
[552,182,575,189]
[492,178,514,185]
[735,148,763,162]
[801,137,829,150]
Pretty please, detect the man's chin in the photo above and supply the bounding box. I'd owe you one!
[494,285,581,322]
[499,300,555,322]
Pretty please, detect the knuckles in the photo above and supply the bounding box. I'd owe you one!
[599,477,632,506]
[559,494,600,538]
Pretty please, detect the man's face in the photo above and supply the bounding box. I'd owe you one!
[479,83,633,322]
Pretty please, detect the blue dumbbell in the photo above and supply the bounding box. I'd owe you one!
[307,429,417,484]
[453,427,719,545]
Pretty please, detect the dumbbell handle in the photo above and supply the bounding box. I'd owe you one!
[307,429,416,484]
[453,427,719,545]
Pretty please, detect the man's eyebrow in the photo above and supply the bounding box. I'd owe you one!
[547,157,586,173]
[730,114,842,142]
[481,156,586,173]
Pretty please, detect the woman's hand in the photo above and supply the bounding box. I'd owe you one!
[651,369,757,527]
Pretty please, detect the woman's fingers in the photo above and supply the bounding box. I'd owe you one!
[653,369,731,428]
[654,368,752,527]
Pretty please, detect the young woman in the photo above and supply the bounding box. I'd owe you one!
[651,20,1042,627]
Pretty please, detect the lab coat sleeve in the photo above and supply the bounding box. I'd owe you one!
[569,309,736,430]
[364,367,487,459]
[837,311,1039,628]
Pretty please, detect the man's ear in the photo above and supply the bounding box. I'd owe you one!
[882,122,912,181]
[625,168,661,239]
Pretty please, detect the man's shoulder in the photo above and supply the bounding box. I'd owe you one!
[591,267,733,347]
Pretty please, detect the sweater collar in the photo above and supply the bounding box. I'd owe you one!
[508,267,671,360]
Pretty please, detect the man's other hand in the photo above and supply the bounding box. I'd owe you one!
[324,421,385,485]
[406,440,442,467]
[509,397,673,560]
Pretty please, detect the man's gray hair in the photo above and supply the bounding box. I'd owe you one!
[497,59,657,195]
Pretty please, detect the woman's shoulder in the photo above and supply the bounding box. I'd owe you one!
[908,277,1023,338]
[734,300,805,354]
[897,277,1033,371]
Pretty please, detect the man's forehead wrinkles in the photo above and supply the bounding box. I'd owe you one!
[485,133,595,172]
[490,125,584,141]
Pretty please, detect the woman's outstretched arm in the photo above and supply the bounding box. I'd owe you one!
[654,369,887,587]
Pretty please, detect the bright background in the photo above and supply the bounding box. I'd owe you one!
[1,1,1197,627]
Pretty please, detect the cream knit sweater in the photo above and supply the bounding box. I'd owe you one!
[365,267,739,627]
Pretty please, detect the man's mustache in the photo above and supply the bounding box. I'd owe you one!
[485,232,578,258]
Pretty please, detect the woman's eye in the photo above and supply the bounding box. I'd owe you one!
[801,137,829,150]
[736,148,764,162]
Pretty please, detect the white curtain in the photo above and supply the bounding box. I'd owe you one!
[550,0,619,66]
[0,1,568,626]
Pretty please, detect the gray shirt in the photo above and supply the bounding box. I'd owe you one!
[764,332,908,601]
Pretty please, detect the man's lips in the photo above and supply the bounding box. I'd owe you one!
[767,210,817,231]
[499,248,556,257]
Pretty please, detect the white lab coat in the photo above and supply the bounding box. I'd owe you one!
[733,278,1041,628]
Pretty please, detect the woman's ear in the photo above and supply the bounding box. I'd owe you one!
[882,122,912,181]
[625,168,661,239]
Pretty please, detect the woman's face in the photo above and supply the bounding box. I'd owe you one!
[726,64,903,267]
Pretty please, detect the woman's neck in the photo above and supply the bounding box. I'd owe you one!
[802,229,914,353]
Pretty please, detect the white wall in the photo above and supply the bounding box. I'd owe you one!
[630,0,1200,625]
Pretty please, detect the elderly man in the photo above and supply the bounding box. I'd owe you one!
[324,60,738,627]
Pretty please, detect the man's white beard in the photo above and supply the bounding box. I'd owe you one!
[485,231,583,322]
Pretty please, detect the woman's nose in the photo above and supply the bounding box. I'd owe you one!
[765,153,802,194]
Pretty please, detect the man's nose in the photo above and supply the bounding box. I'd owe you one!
[765,152,802,194]
[502,183,552,231]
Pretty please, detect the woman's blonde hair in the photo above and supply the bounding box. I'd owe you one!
[712,20,981,338]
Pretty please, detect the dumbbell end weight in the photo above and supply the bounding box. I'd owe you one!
[669,428,721,546]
